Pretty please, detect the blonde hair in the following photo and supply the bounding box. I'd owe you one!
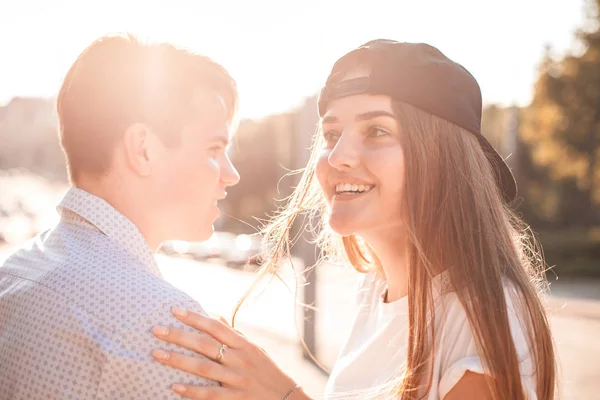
[232,101,556,400]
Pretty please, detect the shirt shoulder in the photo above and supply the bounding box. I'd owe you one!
[1,222,218,398]
[7,221,203,332]
[96,297,218,400]
[434,283,537,398]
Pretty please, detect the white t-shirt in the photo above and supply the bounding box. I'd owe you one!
[324,272,537,399]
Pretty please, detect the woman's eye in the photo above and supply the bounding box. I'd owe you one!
[367,126,390,137]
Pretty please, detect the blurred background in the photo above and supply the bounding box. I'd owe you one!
[1,0,599,398]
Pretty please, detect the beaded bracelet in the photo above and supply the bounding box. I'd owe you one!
[282,384,302,400]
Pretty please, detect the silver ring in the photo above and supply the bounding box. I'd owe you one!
[216,343,227,363]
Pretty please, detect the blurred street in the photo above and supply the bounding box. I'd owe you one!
[2,244,597,399]
[161,256,600,399]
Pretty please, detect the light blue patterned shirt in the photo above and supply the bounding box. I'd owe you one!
[0,187,216,399]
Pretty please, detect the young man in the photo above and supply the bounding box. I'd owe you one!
[0,33,240,399]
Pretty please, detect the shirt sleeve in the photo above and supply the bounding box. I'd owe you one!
[95,298,219,400]
[437,285,537,399]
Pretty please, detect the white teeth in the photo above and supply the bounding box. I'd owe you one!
[335,183,374,194]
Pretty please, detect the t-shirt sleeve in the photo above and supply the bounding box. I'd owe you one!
[437,286,537,399]
[95,298,218,400]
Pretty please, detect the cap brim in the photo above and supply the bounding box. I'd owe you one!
[476,134,517,203]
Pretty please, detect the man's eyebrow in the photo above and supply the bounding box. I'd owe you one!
[321,115,339,124]
[205,131,230,146]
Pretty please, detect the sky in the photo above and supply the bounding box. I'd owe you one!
[0,0,590,119]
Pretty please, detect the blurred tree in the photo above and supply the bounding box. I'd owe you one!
[481,104,507,151]
[520,0,600,226]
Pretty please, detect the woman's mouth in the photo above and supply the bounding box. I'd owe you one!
[333,183,375,200]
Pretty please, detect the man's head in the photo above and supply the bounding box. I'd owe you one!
[57,33,240,248]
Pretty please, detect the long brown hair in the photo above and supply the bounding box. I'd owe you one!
[388,102,556,399]
[232,89,556,400]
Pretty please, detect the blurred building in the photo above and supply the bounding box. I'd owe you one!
[0,97,67,181]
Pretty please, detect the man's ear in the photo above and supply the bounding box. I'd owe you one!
[123,123,160,177]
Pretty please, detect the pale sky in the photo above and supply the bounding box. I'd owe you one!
[0,0,589,119]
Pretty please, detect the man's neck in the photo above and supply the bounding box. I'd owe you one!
[73,178,162,252]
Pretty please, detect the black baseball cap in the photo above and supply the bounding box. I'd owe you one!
[317,39,517,203]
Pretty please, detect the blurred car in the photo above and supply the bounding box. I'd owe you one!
[188,232,235,260]
[159,240,192,256]
[222,234,262,268]
[160,231,237,261]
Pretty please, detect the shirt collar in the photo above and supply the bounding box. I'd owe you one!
[56,187,162,278]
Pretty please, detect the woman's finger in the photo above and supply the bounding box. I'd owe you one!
[152,326,223,362]
[172,307,247,349]
[152,349,241,386]
[171,384,240,400]
[218,317,249,340]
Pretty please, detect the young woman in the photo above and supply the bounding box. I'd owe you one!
[150,39,556,399]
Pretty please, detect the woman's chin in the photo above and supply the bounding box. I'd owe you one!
[327,218,360,237]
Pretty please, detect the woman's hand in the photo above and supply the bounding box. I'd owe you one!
[151,307,308,400]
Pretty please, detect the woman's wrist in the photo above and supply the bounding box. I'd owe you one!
[287,385,311,400]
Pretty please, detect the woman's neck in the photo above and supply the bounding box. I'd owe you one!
[361,229,409,303]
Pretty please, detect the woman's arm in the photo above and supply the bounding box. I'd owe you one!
[151,307,311,400]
